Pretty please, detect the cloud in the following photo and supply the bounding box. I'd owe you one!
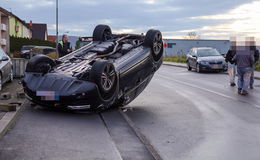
[48,24,85,34]
[190,0,260,38]
[24,0,54,8]
[1,0,257,42]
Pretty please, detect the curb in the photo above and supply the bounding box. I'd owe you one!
[163,63,186,68]
[0,100,26,138]
[163,62,260,80]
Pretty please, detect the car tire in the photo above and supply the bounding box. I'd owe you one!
[196,64,200,73]
[89,60,117,100]
[144,29,163,62]
[93,25,112,41]
[26,55,56,73]
[25,54,30,59]
[187,62,192,71]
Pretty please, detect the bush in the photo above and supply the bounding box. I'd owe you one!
[10,36,56,53]
[255,61,260,71]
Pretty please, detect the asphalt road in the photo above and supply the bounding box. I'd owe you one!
[0,65,260,160]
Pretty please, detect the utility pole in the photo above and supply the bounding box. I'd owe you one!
[56,0,59,57]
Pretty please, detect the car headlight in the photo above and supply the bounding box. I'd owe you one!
[199,61,209,65]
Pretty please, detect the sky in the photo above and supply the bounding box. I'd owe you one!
[1,0,260,42]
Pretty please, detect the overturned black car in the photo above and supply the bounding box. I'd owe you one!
[22,25,163,110]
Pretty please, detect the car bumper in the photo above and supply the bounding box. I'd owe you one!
[199,64,227,71]
[22,72,103,109]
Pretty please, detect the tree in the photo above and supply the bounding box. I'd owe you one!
[184,32,200,39]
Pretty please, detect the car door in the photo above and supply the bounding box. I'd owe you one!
[117,47,153,93]
[187,49,193,66]
[0,49,10,83]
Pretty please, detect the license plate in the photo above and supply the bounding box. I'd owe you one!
[36,91,60,101]
[211,64,221,69]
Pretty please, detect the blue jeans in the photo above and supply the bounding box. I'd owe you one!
[250,65,255,87]
[237,67,252,91]
[228,63,236,83]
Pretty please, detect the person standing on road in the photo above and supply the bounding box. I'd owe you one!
[58,34,72,58]
[225,41,237,86]
[249,43,259,89]
[233,39,254,95]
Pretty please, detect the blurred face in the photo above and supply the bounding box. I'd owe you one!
[63,35,68,43]
[230,41,236,50]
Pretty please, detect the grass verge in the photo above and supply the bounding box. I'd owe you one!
[163,56,186,63]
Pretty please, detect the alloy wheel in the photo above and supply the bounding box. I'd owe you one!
[101,64,116,91]
[153,33,162,55]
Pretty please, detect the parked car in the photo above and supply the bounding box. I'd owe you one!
[22,25,163,110]
[21,45,36,59]
[0,48,13,91]
[30,46,57,59]
[186,47,227,73]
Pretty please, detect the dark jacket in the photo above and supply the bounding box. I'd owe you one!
[225,49,236,64]
[233,49,254,68]
[58,41,71,57]
[254,49,259,63]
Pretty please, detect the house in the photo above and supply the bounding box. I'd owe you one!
[27,21,48,40]
[8,11,32,39]
[0,7,10,53]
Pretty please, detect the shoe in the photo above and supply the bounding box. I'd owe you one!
[230,83,236,87]
[238,88,242,94]
[241,90,249,95]
[250,85,254,89]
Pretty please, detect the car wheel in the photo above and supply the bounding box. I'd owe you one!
[144,29,163,62]
[93,24,112,41]
[187,62,192,71]
[26,55,56,73]
[90,60,117,100]
[25,54,30,59]
[8,69,14,83]
[196,64,200,73]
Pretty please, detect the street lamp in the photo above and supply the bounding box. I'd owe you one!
[56,0,59,56]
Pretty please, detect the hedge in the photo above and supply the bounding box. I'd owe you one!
[10,36,56,52]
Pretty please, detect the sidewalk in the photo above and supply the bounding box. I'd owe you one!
[163,61,260,80]
[0,80,25,138]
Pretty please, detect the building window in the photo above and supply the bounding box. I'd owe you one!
[167,43,176,48]
[15,25,19,32]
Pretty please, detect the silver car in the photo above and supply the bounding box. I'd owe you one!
[0,48,13,91]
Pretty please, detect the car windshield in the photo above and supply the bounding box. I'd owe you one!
[197,49,221,57]
[0,48,6,59]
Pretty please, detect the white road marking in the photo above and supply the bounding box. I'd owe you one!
[158,74,260,109]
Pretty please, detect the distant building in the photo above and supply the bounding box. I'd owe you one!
[47,35,56,43]
[27,21,48,40]
[163,39,230,57]
[0,7,10,53]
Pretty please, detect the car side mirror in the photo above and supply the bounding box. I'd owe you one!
[2,56,9,61]
[192,55,197,58]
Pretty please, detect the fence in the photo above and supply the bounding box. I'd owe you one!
[11,58,28,78]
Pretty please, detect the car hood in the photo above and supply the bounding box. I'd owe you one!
[23,72,97,96]
[198,56,224,62]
